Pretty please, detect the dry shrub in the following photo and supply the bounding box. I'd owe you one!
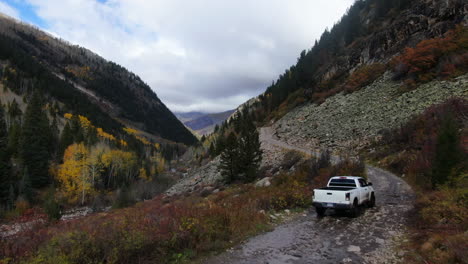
[407,187,468,264]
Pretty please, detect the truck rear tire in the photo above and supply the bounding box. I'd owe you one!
[368,193,375,208]
[350,199,359,218]
[316,207,326,217]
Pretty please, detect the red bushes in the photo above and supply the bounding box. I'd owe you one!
[391,25,468,85]
[343,63,386,93]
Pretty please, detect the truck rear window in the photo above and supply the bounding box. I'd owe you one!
[329,179,356,187]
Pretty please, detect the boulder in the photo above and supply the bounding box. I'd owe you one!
[255,177,272,188]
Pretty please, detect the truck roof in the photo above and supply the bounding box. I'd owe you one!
[330,176,364,180]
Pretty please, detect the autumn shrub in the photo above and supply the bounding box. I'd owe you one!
[418,187,468,229]
[311,87,342,105]
[391,25,468,87]
[343,63,386,93]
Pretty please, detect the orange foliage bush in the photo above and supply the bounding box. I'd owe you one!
[391,25,468,85]
[343,63,386,93]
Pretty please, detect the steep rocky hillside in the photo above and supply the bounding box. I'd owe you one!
[0,14,197,145]
[274,73,468,154]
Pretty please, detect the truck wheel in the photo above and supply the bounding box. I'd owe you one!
[316,207,326,217]
[368,193,376,208]
[350,199,359,218]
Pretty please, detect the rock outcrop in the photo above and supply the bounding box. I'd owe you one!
[316,0,467,83]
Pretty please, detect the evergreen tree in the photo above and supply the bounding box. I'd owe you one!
[58,122,73,159]
[7,184,15,210]
[0,102,11,205]
[238,117,263,183]
[215,135,226,156]
[7,99,22,128]
[19,168,33,203]
[50,117,59,159]
[431,116,461,188]
[20,93,53,188]
[219,132,239,184]
[208,142,215,157]
[70,115,84,143]
[7,121,21,157]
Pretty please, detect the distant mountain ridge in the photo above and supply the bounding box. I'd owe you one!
[176,110,235,135]
[0,14,197,145]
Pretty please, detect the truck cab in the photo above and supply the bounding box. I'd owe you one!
[312,176,375,217]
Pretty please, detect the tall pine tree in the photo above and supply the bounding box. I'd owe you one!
[218,116,262,184]
[20,93,53,188]
[431,116,461,188]
[58,122,74,159]
[238,116,263,183]
[219,132,239,184]
[0,102,11,205]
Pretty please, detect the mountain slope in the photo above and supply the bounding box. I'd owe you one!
[0,14,197,145]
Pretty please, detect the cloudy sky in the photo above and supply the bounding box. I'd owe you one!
[1,0,353,113]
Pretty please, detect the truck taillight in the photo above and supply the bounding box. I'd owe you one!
[345,193,350,201]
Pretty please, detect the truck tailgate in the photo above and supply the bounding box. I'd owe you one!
[314,189,350,205]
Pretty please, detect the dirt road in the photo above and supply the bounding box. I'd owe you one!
[203,127,414,264]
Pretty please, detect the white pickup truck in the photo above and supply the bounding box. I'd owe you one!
[312,176,375,217]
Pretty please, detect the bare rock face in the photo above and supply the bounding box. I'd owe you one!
[316,0,467,84]
[274,73,468,154]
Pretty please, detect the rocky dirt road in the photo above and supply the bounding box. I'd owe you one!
[203,127,414,264]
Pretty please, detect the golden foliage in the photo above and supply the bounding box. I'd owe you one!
[138,168,150,181]
[123,126,158,147]
[123,127,138,135]
[64,113,73,120]
[64,113,117,142]
[96,127,116,142]
[57,143,92,204]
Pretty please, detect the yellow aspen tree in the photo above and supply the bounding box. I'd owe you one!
[57,143,92,204]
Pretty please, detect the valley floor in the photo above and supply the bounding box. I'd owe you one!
[202,129,415,264]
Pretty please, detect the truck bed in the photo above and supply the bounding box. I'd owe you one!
[315,187,356,191]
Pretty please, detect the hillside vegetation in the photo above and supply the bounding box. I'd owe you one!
[369,98,467,263]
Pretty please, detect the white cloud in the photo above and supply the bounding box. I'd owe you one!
[25,0,353,112]
[0,2,20,19]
